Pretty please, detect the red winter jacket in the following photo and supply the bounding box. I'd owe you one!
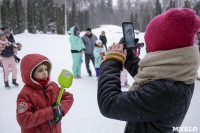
[16,54,74,133]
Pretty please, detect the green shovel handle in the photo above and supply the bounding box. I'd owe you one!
[56,86,65,105]
[55,86,64,121]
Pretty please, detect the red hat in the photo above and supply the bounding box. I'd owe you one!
[145,8,200,52]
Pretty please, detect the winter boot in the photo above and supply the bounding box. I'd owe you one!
[5,81,10,88]
[12,79,19,86]
[74,76,79,79]
[14,55,21,63]
[89,73,93,77]
[78,76,82,79]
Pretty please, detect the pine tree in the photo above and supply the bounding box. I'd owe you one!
[141,13,151,32]
[106,0,113,24]
[184,0,191,8]
[194,1,200,16]
[67,11,72,30]
[166,0,175,11]
[155,0,162,17]
[133,13,139,30]
[71,1,77,27]
[27,0,37,33]
[56,4,65,34]
[130,13,134,23]
[77,11,83,31]
[46,0,56,33]
[60,4,65,34]
[11,0,25,34]
[1,0,11,29]
[83,10,89,29]
[100,0,106,24]
[35,0,48,33]
[10,2,18,34]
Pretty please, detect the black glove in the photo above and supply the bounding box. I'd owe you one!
[48,103,63,125]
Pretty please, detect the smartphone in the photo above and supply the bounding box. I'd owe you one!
[122,22,136,48]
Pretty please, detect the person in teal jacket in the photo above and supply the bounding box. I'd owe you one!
[93,40,105,80]
[69,26,85,79]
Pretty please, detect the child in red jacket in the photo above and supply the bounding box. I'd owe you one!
[16,54,74,133]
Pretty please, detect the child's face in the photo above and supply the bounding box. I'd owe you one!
[98,43,102,47]
[0,35,6,41]
[33,64,48,80]
[5,33,10,37]
[76,30,80,35]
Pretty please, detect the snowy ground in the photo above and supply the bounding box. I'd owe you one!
[0,25,199,133]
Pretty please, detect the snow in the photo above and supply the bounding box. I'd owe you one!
[0,25,200,133]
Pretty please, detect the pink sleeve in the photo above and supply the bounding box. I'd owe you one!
[0,39,9,46]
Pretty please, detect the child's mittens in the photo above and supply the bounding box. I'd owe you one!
[100,52,105,56]
[16,43,22,51]
[49,103,63,125]
[100,52,105,61]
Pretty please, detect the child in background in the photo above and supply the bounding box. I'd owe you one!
[0,32,18,87]
[93,40,105,80]
[120,66,130,88]
[16,54,74,133]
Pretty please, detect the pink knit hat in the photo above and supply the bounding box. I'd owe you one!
[145,8,200,52]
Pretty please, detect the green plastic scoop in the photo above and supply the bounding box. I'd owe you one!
[56,69,73,105]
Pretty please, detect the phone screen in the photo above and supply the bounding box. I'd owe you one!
[123,23,135,48]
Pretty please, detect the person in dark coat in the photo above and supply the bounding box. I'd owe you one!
[99,31,107,51]
[4,29,15,43]
[81,28,97,77]
[97,8,200,133]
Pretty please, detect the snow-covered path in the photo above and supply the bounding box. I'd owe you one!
[0,25,199,133]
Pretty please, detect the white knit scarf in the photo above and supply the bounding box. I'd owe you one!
[129,45,200,91]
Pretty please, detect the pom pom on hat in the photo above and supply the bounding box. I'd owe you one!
[145,8,200,52]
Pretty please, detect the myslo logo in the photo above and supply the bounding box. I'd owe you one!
[172,127,198,132]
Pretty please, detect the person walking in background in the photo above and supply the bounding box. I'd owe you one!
[120,66,130,88]
[0,32,18,87]
[82,28,97,77]
[17,54,74,133]
[99,31,107,51]
[69,26,85,79]
[93,40,105,80]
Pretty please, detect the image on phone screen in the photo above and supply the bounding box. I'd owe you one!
[123,23,135,48]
